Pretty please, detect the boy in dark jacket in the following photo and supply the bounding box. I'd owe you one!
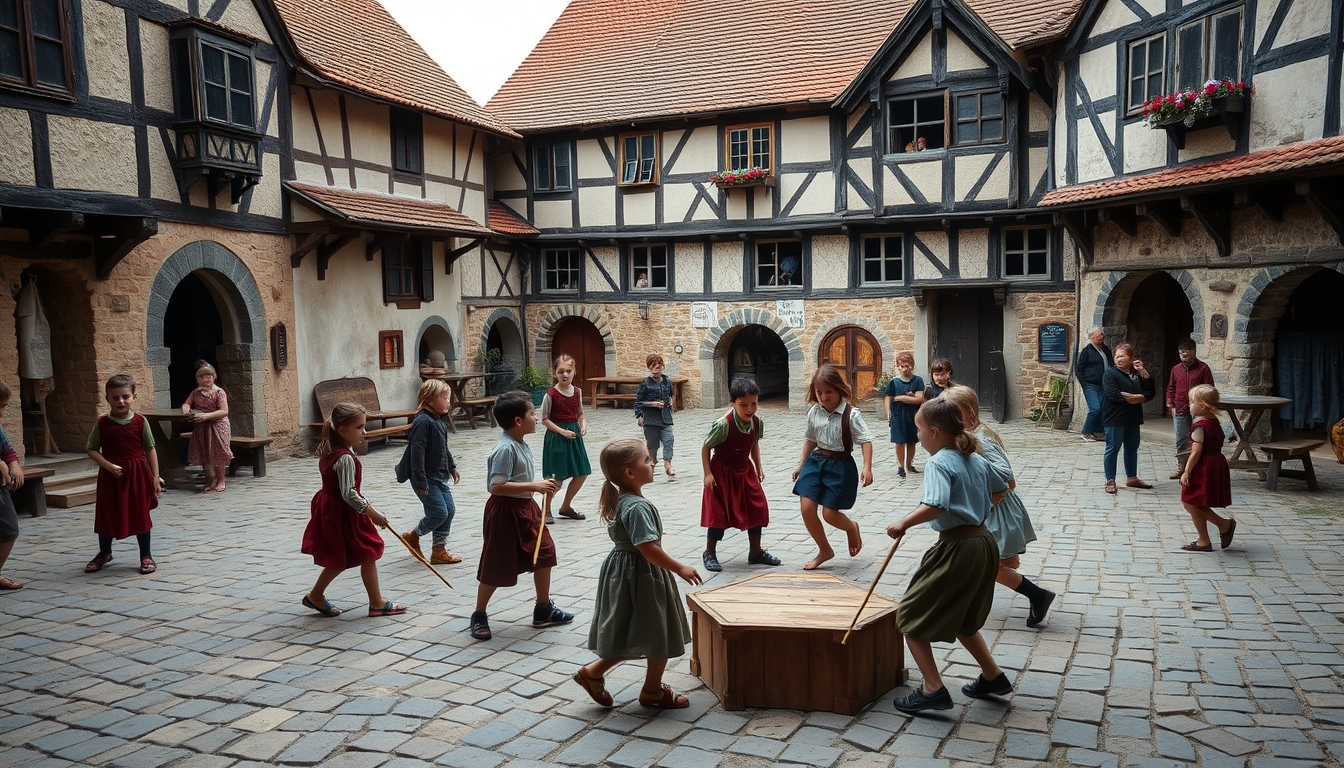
[635,354,677,478]
[399,380,461,564]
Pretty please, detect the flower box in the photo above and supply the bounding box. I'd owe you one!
[1142,80,1251,150]
[709,168,775,190]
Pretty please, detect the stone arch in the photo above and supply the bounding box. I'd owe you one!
[811,314,896,374]
[698,307,805,410]
[478,307,526,368]
[146,241,266,436]
[413,315,457,368]
[1092,268,1205,344]
[533,304,616,372]
[1230,261,1344,397]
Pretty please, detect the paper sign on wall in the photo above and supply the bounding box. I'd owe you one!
[691,302,719,328]
[776,300,804,328]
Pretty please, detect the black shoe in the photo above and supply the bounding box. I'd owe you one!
[893,686,953,713]
[702,550,722,572]
[1026,590,1056,628]
[908,465,920,474]
[469,611,491,641]
[747,551,781,566]
[532,601,574,627]
[897,467,907,479]
[961,673,1013,699]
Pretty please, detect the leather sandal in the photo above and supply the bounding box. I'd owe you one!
[1125,477,1152,489]
[572,668,614,707]
[1220,519,1236,549]
[639,684,689,709]
[84,552,113,573]
[558,507,586,520]
[1179,541,1213,552]
[1104,481,1117,494]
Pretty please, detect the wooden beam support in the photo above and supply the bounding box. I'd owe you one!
[1234,188,1283,222]
[1098,206,1137,237]
[290,231,328,268]
[28,211,85,247]
[444,237,484,275]
[365,232,395,262]
[1052,210,1093,267]
[1181,194,1233,257]
[1297,179,1344,246]
[1136,200,1181,237]
[316,233,359,280]
[93,217,158,279]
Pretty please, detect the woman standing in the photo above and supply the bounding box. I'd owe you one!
[1102,344,1156,494]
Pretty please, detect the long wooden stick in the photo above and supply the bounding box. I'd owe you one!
[533,476,556,565]
[368,505,453,590]
[841,536,901,645]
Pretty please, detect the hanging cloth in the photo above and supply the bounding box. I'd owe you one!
[1275,331,1344,430]
[16,278,54,380]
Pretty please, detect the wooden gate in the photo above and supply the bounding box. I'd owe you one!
[934,289,1003,406]
[820,326,882,399]
[550,317,606,397]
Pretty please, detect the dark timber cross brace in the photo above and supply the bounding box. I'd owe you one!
[1136,200,1182,238]
[1297,179,1344,246]
[1181,194,1233,257]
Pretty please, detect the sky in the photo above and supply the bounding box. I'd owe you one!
[377,0,573,106]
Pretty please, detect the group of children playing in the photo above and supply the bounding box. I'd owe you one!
[0,344,1240,716]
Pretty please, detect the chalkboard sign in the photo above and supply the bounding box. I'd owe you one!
[1038,323,1070,363]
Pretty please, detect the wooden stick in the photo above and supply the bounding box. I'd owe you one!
[841,536,901,645]
[368,505,454,590]
[534,476,556,565]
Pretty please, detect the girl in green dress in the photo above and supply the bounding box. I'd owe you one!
[572,438,702,709]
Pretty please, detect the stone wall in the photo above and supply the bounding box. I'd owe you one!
[1006,291,1079,415]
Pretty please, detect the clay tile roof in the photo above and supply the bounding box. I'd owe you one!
[271,0,518,138]
[487,0,1084,133]
[1040,135,1344,207]
[285,182,492,236]
[489,201,539,237]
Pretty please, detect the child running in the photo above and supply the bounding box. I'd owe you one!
[180,361,232,493]
[700,376,779,571]
[791,365,874,570]
[398,379,462,565]
[885,398,1012,714]
[635,354,676,479]
[301,403,405,618]
[573,438,701,709]
[945,386,1056,628]
[0,380,26,590]
[924,357,954,400]
[884,352,925,478]
[471,390,574,641]
[85,374,161,575]
[541,355,590,521]
[1179,384,1237,552]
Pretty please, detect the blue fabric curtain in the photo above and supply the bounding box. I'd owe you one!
[1275,332,1344,430]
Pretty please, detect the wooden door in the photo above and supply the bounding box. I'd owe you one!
[820,326,882,399]
[551,317,605,398]
[934,289,1002,401]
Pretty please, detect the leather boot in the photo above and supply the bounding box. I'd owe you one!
[403,530,422,555]
[431,546,462,564]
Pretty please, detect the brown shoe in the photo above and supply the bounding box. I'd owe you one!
[1170,470,1183,480]
[1126,478,1153,489]
[1104,481,1117,494]
[402,530,422,555]
[430,547,461,565]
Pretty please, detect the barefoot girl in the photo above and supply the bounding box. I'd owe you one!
[541,355,590,522]
[85,374,161,575]
[573,438,700,709]
[883,352,925,478]
[791,365,873,570]
[1179,385,1236,552]
[886,398,1011,714]
[944,386,1056,628]
[180,361,232,492]
[302,403,406,618]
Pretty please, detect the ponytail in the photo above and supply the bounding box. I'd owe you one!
[316,402,366,456]
[598,437,646,522]
[917,397,980,457]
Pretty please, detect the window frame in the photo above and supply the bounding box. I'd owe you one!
[168,24,258,132]
[725,122,773,172]
[1126,33,1167,115]
[541,247,581,293]
[1176,6,1243,92]
[887,90,948,154]
[0,0,74,97]
[390,108,423,176]
[753,239,803,291]
[533,141,573,192]
[1001,225,1051,280]
[629,244,668,292]
[196,37,256,130]
[860,235,904,286]
[618,131,660,186]
[382,237,434,305]
[951,89,1004,146]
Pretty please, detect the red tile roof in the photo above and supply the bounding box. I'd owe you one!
[271,0,518,138]
[487,0,1082,133]
[488,201,539,237]
[285,182,492,236]
[1040,136,1344,207]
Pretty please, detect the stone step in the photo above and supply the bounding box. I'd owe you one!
[48,483,97,509]
[23,452,96,474]
[46,470,100,493]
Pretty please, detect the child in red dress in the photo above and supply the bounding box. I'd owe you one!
[84,374,161,575]
[699,377,779,571]
[301,403,406,617]
[1178,385,1236,552]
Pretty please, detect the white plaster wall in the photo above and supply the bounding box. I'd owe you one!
[492,150,527,192]
[1122,121,1166,174]
[460,250,483,297]
[890,32,932,81]
[847,159,872,209]
[289,88,320,155]
[1079,46,1117,101]
[1075,116,1113,182]
[309,90,347,174]
[663,182,698,223]
[1029,93,1051,133]
[1062,231,1077,281]
[781,116,830,163]
[578,186,616,227]
[1177,125,1236,162]
[891,160,942,206]
[576,138,610,180]
[354,167,389,191]
[587,247,619,292]
[848,106,871,148]
[1028,147,1048,196]
[667,126,717,174]
[1250,58,1328,149]
[1053,64,1069,187]
[251,155,284,218]
[749,186,772,219]
[462,129,485,187]
[293,160,327,185]
[945,30,989,72]
[711,242,743,293]
[782,171,834,216]
[725,189,746,220]
[623,189,656,226]
[675,242,704,294]
[1090,0,1141,35]
[1255,0,1327,48]
[533,199,573,229]
[811,235,848,290]
[140,21,174,114]
[1134,0,1163,14]
[84,0,131,103]
[48,116,137,195]
[912,231,949,281]
[959,228,989,279]
[346,100,391,166]
[954,154,992,201]
[0,107,34,185]
[218,0,270,41]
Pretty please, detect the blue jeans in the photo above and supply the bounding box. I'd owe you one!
[1104,424,1141,481]
[1082,387,1104,435]
[643,423,674,461]
[414,477,456,546]
[1173,411,1191,454]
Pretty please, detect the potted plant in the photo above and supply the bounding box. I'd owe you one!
[708,167,776,189]
[1142,79,1250,129]
[477,347,511,396]
[1049,376,1072,430]
[873,371,895,399]
[514,365,551,406]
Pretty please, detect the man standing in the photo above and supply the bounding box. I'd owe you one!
[1075,327,1112,442]
[1166,339,1214,479]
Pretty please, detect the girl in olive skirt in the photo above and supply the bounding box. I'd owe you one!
[884,398,1013,714]
[541,355,591,522]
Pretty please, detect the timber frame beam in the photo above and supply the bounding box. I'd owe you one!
[1136,200,1182,238]
[1297,179,1344,246]
[1098,206,1137,237]
[1052,210,1093,266]
[1181,194,1233,257]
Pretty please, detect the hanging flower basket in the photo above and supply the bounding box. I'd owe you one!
[709,168,775,189]
[1143,80,1251,129]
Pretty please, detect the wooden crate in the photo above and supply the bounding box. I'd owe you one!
[687,571,905,714]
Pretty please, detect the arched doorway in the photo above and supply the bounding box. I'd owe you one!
[1127,272,1194,418]
[1271,269,1344,436]
[551,316,605,396]
[16,266,95,454]
[165,272,225,406]
[415,319,456,369]
[820,325,882,399]
[726,324,790,402]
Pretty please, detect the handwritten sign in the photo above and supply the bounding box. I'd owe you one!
[691,302,718,328]
[776,300,804,328]
[1037,322,1070,363]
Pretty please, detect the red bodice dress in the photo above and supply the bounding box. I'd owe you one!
[93,414,157,539]
[701,412,770,530]
[302,449,385,569]
[1182,417,1232,508]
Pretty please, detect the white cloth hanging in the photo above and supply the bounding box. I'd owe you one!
[16,278,53,379]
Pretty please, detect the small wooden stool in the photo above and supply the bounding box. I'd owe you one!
[1259,439,1325,491]
[228,436,274,478]
[12,467,55,517]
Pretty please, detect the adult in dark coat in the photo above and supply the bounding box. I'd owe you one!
[1102,343,1156,494]
[1075,327,1112,441]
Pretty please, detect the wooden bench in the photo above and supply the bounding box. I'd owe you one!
[1260,439,1325,491]
[228,436,274,478]
[308,376,416,452]
[593,393,637,409]
[12,467,55,518]
[456,396,498,429]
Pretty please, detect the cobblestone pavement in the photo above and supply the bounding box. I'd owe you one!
[3,404,1344,768]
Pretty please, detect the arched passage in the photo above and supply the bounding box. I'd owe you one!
[550,316,606,397]
[147,241,267,437]
[1097,269,1199,418]
[726,325,791,402]
[414,315,457,369]
[478,307,526,394]
[699,309,804,409]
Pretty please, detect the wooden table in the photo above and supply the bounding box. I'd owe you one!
[587,376,688,410]
[687,572,905,714]
[1220,395,1292,471]
[424,372,490,431]
[141,409,193,487]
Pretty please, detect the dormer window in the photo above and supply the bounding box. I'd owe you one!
[0,0,73,96]
[391,109,422,175]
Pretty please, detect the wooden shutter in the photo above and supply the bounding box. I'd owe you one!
[419,238,434,302]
